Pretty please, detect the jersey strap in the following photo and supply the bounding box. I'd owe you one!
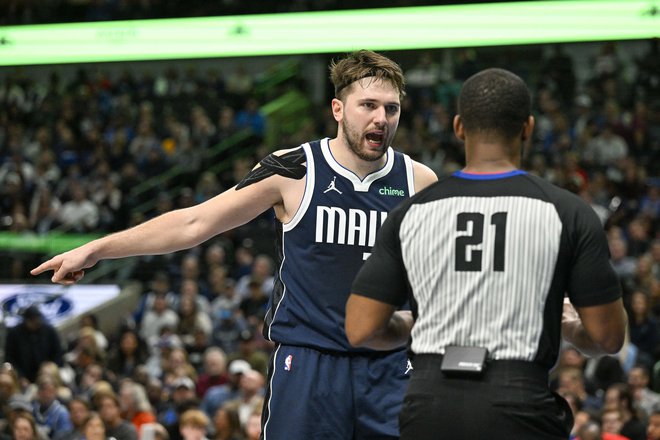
[236,148,306,190]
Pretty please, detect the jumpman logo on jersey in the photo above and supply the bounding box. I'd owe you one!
[405,359,413,375]
[323,176,342,194]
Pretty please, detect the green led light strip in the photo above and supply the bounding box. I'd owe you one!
[0,0,658,66]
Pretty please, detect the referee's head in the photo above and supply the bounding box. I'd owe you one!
[457,68,532,142]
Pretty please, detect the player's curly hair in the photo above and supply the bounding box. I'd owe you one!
[330,49,405,100]
[458,68,531,140]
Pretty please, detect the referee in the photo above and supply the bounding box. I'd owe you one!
[345,68,627,439]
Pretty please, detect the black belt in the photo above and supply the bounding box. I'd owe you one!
[412,353,549,384]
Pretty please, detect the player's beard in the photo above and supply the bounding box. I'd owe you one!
[341,118,389,162]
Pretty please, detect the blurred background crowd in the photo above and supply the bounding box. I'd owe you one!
[1,1,660,440]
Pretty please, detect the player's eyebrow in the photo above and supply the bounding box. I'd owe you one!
[358,98,400,107]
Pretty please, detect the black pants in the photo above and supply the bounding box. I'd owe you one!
[400,355,573,440]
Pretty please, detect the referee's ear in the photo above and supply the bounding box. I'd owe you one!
[453,115,465,141]
[521,115,535,141]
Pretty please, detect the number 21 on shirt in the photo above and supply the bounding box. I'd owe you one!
[455,212,508,272]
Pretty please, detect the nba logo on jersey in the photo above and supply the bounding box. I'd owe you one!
[284,354,293,371]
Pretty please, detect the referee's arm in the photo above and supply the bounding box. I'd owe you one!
[562,199,628,356]
[346,204,411,350]
[346,297,413,350]
[563,298,627,356]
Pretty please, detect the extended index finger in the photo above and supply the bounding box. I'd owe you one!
[30,258,59,276]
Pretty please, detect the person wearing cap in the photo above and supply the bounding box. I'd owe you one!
[226,332,268,378]
[156,377,198,440]
[4,305,64,383]
[200,361,247,421]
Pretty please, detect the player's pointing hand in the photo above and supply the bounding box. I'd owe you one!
[31,247,96,285]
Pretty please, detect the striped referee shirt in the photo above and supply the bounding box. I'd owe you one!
[351,170,621,369]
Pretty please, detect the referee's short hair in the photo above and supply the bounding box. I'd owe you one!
[458,68,532,141]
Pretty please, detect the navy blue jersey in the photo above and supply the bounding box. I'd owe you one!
[264,138,415,352]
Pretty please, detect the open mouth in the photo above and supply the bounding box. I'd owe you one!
[365,132,384,147]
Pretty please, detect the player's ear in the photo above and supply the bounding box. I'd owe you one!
[453,114,465,141]
[331,98,344,122]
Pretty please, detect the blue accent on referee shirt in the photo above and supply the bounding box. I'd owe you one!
[453,169,527,180]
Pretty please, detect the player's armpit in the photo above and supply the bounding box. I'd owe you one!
[236,148,306,189]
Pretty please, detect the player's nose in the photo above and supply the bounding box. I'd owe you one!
[373,106,387,126]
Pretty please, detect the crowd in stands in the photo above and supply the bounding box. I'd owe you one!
[0,0,443,26]
[1,9,660,436]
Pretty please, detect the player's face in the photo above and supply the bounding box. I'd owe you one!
[337,77,400,162]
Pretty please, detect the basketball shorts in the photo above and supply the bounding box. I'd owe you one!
[260,344,410,439]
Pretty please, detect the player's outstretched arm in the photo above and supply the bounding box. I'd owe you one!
[31,169,285,285]
[345,294,413,350]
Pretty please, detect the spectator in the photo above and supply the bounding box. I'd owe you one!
[629,291,660,365]
[133,272,177,325]
[4,305,64,383]
[195,348,228,400]
[627,365,660,419]
[118,379,155,435]
[603,383,647,440]
[32,375,73,440]
[176,296,212,347]
[234,99,265,140]
[200,361,247,423]
[57,182,99,233]
[80,413,107,440]
[178,409,209,440]
[243,409,261,440]
[106,329,149,379]
[60,397,91,440]
[96,393,137,440]
[648,405,660,440]
[158,377,198,440]
[600,407,631,439]
[210,403,242,440]
[226,331,267,379]
[225,370,263,428]
[11,412,39,440]
[237,282,268,326]
[140,294,179,346]
[233,255,273,302]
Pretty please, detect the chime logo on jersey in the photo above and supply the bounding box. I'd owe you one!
[315,206,388,247]
[284,354,293,371]
[379,186,405,197]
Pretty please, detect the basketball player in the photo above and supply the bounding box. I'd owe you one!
[32,50,437,439]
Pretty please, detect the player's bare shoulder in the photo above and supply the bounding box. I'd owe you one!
[411,160,438,193]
